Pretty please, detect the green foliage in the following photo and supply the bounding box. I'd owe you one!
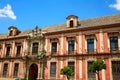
[88,60,106,73]
[60,66,74,80]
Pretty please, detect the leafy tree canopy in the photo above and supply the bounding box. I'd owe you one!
[60,66,74,80]
[88,60,106,73]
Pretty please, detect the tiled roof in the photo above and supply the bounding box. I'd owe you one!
[0,14,120,39]
[42,14,120,33]
[0,30,32,39]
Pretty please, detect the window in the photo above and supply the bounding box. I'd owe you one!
[6,46,10,57]
[9,30,13,36]
[2,63,8,77]
[32,42,39,54]
[51,42,57,54]
[112,61,120,80]
[110,36,118,51]
[87,61,95,79]
[68,62,75,73]
[16,46,21,56]
[87,39,94,53]
[70,20,74,28]
[68,40,75,53]
[50,62,56,77]
[13,63,19,77]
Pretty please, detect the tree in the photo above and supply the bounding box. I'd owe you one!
[88,60,106,80]
[60,66,74,80]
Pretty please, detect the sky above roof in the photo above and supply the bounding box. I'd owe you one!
[0,0,120,34]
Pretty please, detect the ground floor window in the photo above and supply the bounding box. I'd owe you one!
[112,61,120,80]
[2,63,8,77]
[13,63,19,77]
[87,61,96,80]
[68,62,75,77]
[50,62,56,77]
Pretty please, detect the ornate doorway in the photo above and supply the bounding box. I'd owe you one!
[28,64,38,80]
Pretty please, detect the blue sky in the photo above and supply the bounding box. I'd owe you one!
[0,0,120,33]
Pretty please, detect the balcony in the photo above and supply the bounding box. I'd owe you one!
[86,49,97,54]
[67,50,76,54]
[51,51,59,56]
[109,47,120,53]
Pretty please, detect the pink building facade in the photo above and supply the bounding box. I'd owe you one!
[0,14,120,80]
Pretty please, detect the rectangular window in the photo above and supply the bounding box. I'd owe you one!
[68,40,75,53]
[87,61,96,79]
[6,46,10,57]
[87,39,94,53]
[16,46,21,56]
[50,62,56,77]
[112,61,120,80]
[70,20,74,28]
[32,42,39,54]
[51,42,57,54]
[110,36,118,51]
[9,30,13,36]
[68,62,75,73]
[13,63,19,77]
[2,63,8,77]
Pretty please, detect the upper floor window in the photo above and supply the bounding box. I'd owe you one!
[6,46,11,57]
[110,36,118,51]
[51,42,57,54]
[2,63,8,77]
[32,42,39,55]
[87,38,94,53]
[87,61,96,79]
[70,20,74,28]
[68,40,75,54]
[13,63,19,77]
[16,46,21,56]
[50,62,56,77]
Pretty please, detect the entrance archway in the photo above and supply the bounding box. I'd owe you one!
[28,63,38,80]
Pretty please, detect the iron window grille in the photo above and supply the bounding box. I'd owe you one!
[13,63,19,77]
[32,42,39,55]
[50,62,56,77]
[2,63,8,77]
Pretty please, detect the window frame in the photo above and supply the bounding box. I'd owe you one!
[109,36,118,51]
[51,42,57,54]
[6,46,11,57]
[50,62,57,78]
[2,63,8,77]
[68,40,75,54]
[13,63,19,77]
[32,42,39,55]
[87,61,96,79]
[87,38,95,53]
[16,45,21,56]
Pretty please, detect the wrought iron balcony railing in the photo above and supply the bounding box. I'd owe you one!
[109,47,120,53]
[86,49,97,54]
[51,51,59,55]
[67,50,76,54]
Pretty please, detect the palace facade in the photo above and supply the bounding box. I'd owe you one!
[0,14,120,80]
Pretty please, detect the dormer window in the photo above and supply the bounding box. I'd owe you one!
[70,20,74,28]
[9,30,13,36]
[8,26,20,36]
[66,15,78,28]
